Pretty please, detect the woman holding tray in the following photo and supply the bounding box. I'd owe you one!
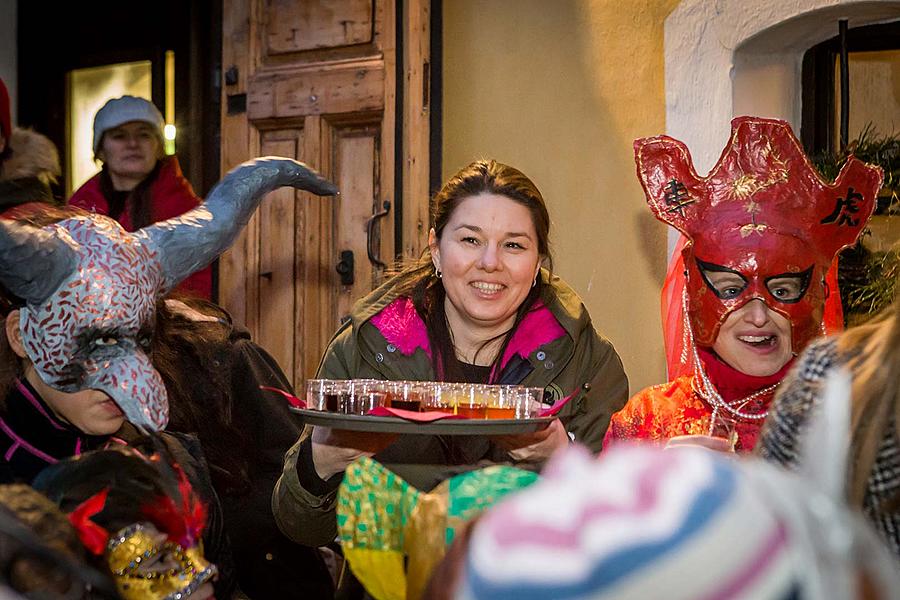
[274,159,629,549]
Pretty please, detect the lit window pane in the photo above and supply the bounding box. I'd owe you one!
[67,61,152,196]
[834,50,900,147]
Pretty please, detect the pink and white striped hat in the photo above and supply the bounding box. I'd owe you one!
[455,444,898,600]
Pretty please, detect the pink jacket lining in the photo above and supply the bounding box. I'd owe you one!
[369,297,566,370]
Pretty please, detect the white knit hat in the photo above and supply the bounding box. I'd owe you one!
[92,96,164,154]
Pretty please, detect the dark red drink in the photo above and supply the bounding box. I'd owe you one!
[390,399,422,412]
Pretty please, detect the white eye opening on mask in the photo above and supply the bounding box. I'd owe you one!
[697,259,813,304]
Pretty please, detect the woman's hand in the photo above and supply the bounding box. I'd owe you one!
[310,426,399,479]
[491,418,569,463]
[665,434,736,453]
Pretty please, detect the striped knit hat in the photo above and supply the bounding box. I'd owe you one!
[455,444,899,600]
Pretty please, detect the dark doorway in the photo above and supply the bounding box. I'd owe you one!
[17,1,222,197]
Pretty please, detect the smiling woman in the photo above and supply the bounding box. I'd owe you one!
[604,117,883,453]
[274,159,630,553]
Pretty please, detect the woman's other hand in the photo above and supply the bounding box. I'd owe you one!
[491,418,569,463]
[665,434,736,453]
[310,426,398,479]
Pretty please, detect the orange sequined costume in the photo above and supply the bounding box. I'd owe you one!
[605,349,792,452]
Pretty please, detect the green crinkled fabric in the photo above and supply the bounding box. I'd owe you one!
[337,456,421,551]
[445,466,540,545]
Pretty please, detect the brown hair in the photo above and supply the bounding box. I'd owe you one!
[837,300,900,508]
[395,160,553,381]
[98,158,163,230]
[151,293,253,493]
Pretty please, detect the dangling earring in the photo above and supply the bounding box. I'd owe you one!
[435,269,442,279]
[532,276,537,288]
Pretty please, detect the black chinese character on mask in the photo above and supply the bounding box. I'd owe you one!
[664,179,695,217]
[820,187,863,226]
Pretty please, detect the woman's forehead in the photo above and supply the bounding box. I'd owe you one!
[447,193,536,235]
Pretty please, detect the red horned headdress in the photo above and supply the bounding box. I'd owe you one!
[635,117,883,374]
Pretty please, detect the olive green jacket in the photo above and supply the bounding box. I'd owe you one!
[273,269,628,546]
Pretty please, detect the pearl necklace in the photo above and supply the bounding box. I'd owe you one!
[681,289,779,433]
[691,351,777,418]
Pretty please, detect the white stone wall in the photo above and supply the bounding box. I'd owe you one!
[663,0,900,254]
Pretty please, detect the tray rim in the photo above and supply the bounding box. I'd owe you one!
[290,407,555,435]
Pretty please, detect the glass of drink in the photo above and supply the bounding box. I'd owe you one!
[666,413,738,453]
[305,379,329,411]
[485,386,518,419]
[455,383,485,419]
[425,382,455,413]
[318,380,351,413]
[351,379,387,415]
[385,380,426,412]
[708,413,739,453]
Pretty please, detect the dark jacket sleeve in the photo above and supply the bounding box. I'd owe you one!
[226,338,333,597]
[562,329,629,453]
[272,325,353,547]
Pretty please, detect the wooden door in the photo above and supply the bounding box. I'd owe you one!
[220,0,431,392]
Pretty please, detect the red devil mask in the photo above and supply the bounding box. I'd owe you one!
[635,117,882,353]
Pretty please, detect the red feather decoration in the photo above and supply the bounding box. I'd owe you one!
[68,488,111,556]
[140,464,207,547]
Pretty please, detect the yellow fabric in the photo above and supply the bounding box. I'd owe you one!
[405,485,450,600]
[343,547,407,600]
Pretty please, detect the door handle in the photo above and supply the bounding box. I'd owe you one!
[366,200,391,269]
[336,250,354,286]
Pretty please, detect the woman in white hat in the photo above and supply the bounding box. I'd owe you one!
[69,95,211,298]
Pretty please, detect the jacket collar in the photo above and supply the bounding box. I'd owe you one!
[1,378,107,476]
[359,268,582,372]
[370,295,566,367]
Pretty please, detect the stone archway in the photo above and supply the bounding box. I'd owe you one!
[662,0,900,251]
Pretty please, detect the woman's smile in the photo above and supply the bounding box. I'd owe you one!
[470,280,506,296]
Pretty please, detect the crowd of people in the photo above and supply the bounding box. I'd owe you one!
[0,75,898,599]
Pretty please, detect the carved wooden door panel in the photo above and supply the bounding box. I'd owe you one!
[220,0,430,391]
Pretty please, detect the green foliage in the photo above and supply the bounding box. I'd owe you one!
[810,125,900,210]
[810,126,900,322]
[846,246,900,318]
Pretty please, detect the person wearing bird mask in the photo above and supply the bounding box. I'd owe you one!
[604,117,883,452]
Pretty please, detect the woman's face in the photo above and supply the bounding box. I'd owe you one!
[6,311,125,436]
[711,296,793,377]
[24,367,126,436]
[97,121,161,188]
[430,193,541,336]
